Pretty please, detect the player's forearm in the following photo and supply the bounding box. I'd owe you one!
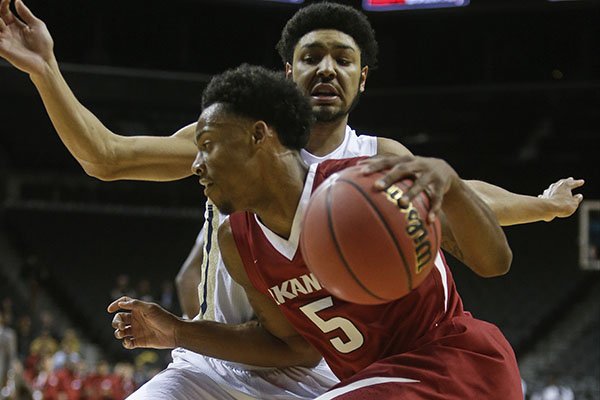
[29,58,126,178]
[443,179,512,277]
[174,319,321,368]
[466,180,555,226]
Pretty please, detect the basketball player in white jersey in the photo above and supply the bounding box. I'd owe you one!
[0,1,584,399]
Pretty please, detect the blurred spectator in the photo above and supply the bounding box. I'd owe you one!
[114,362,136,399]
[531,377,575,400]
[16,316,34,361]
[159,280,175,312]
[136,280,154,303]
[110,275,136,301]
[35,310,59,340]
[133,351,160,388]
[83,360,122,400]
[1,298,14,327]
[29,330,58,359]
[52,329,81,370]
[0,311,17,389]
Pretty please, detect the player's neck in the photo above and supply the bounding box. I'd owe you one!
[304,117,348,156]
[252,153,308,240]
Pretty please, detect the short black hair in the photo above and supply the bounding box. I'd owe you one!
[201,64,313,151]
[276,2,378,69]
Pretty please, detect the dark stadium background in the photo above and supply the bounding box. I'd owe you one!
[0,0,598,398]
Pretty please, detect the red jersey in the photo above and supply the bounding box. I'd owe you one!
[230,158,466,380]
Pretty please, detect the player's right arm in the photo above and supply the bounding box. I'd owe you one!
[107,218,322,368]
[0,0,197,181]
[175,228,204,319]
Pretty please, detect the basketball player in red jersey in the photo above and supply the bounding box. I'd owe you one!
[109,64,522,399]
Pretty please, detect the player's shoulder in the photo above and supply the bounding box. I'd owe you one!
[376,137,413,157]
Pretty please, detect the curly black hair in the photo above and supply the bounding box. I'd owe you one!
[276,2,378,69]
[201,64,313,151]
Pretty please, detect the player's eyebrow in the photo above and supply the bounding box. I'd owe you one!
[195,127,210,144]
[301,42,356,52]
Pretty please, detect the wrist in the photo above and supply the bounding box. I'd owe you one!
[29,56,59,84]
[172,317,185,348]
[540,197,559,222]
[444,176,467,207]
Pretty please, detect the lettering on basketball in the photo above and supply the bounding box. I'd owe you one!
[384,185,433,273]
[268,273,323,305]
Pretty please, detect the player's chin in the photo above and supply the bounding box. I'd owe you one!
[312,107,345,123]
[211,198,235,216]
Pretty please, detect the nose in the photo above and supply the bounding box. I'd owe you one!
[317,55,336,81]
[191,151,205,176]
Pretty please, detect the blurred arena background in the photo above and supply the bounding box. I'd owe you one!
[0,0,598,398]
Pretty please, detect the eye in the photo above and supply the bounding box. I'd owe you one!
[302,55,318,65]
[199,141,212,152]
[337,58,351,66]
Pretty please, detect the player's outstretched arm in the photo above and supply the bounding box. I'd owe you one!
[360,154,512,277]
[0,0,197,181]
[107,219,322,368]
[466,178,584,226]
[374,138,583,226]
[175,228,204,319]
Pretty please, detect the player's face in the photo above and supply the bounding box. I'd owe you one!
[287,29,368,123]
[191,104,255,215]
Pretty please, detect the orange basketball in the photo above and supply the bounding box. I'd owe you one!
[300,166,441,305]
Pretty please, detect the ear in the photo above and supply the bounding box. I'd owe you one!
[251,121,271,145]
[359,66,369,93]
[285,62,293,79]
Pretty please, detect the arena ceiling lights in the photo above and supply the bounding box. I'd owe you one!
[363,0,470,11]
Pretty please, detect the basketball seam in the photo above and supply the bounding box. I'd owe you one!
[340,179,414,291]
[325,182,388,302]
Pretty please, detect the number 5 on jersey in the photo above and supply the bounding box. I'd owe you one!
[299,296,364,353]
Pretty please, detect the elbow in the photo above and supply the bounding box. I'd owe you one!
[80,161,121,181]
[478,245,513,278]
[297,350,323,369]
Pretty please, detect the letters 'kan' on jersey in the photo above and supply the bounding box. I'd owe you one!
[230,158,465,380]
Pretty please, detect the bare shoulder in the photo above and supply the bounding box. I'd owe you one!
[376,137,413,157]
[217,217,252,288]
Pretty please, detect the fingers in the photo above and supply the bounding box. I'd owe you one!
[14,0,36,25]
[0,0,26,29]
[0,14,6,30]
[107,296,141,312]
[567,178,585,189]
[111,312,132,330]
[358,155,414,176]
[399,173,431,206]
[111,313,139,349]
[122,337,137,349]
[0,0,13,24]
[114,325,133,340]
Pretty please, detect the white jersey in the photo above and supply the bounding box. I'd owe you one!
[132,127,377,400]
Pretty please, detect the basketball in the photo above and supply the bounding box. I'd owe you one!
[300,165,442,305]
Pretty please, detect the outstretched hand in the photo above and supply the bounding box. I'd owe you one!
[358,154,460,223]
[539,177,584,221]
[107,296,181,350]
[0,0,54,75]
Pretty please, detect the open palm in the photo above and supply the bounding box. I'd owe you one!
[0,0,54,75]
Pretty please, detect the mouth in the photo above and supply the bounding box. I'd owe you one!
[310,83,340,104]
[199,178,213,187]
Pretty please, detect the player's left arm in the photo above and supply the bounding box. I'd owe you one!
[465,178,584,226]
[376,138,584,226]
